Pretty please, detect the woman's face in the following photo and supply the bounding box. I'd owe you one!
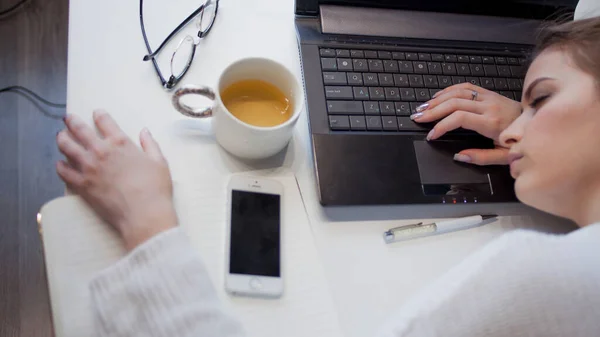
[500,49,600,224]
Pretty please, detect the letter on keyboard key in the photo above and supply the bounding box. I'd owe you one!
[325,86,353,99]
[379,102,395,115]
[327,101,364,114]
[323,72,347,85]
[329,115,350,130]
[363,101,381,115]
[369,87,386,100]
[353,87,370,99]
[400,88,416,101]
[395,102,411,116]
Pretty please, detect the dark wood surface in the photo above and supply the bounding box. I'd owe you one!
[0,0,68,335]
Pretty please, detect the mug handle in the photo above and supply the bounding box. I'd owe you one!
[172,85,216,118]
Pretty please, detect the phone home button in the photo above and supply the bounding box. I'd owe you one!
[249,277,262,290]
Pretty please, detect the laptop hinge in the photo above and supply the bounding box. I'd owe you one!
[320,5,541,45]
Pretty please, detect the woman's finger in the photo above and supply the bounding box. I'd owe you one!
[57,130,92,168]
[426,88,486,112]
[432,82,489,99]
[427,110,490,140]
[139,128,165,162]
[93,109,128,143]
[64,114,101,150]
[56,160,86,187]
[453,148,510,166]
[413,98,484,123]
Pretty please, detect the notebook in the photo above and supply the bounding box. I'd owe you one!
[40,172,342,337]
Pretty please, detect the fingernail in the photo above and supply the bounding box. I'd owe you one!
[415,103,429,113]
[142,127,151,136]
[453,154,472,163]
[426,129,436,141]
[410,112,424,120]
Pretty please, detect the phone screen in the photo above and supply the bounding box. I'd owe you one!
[230,190,281,277]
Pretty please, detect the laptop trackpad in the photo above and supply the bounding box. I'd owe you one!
[413,141,492,196]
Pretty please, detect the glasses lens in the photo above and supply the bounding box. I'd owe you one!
[197,0,217,34]
[171,36,195,79]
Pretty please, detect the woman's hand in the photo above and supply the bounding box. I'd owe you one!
[411,83,521,165]
[56,110,177,251]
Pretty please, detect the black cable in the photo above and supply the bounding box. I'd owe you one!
[0,86,66,119]
[0,0,31,18]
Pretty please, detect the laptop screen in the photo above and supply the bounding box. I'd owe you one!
[295,0,578,19]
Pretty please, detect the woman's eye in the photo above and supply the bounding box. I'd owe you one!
[530,94,550,109]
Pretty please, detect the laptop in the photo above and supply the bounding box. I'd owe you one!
[295,0,577,206]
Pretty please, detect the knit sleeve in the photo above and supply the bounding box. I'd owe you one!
[89,227,245,337]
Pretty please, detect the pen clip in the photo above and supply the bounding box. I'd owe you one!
[386,222,424,233]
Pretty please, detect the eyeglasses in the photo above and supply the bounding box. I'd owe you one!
[139,0,219,89]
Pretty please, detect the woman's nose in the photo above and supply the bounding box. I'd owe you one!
[500,114,527,147]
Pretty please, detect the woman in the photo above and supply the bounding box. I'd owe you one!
[55,17,600,337]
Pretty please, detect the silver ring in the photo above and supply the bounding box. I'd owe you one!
[471,90,478,101]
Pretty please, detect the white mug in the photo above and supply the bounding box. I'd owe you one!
[172,58,303,159]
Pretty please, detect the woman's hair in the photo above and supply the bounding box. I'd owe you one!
[535,17,600,85]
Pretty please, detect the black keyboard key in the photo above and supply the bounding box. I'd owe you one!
[452,76,466,85]
[398,61,414,73]
[397,117,429,131]
[482,56,494,64]
[395,102,411,116]
[350,116,367,130]
[499,91,515,100]
[353,59,369,71]
[363,101,381,115]
[457,63,471,75]
[383,60,399,73]
[379,102,396,115]
[480,77,495,89]
[414,62,428,74]
[432,54,444,62]
[470,64,485,76]
[378,51,392,59]
[325,86,353,99]
[518,58,527,65]
[382,116,399,131]
[394,74,409,87]
[469,56,482,63]
[495,57,507,64]
[392,52,406,60]
[438,76,452,88]
[442,63,457,75]
[424,75,439,88]
[320,48,335,57]
[508,78,522,90]
[384,87,401,101]
[321,58,337,71]
[400,88,416,101]
[507,57,519,65]
[368,59,384,72]
[406,52,418,60]
[418,53,431,61]
[510,66,525,77]
[415,88,430,101]
[483,65,498,77]
[410,102,425,113]
[494,78,509,90]
[444,54,458,62]
[364,50,378,58]
[336,49,350,57]
[427,62,443,75]
[457,55,470,62]
[347,72,363,85]
[369,87,386,100]
[430,89,442,98]
[350,50,365,58]
[378,73,395,86]
[363,73,379,86]
[323,72,347,85]
[353,87,370,99]
[409,75,424,87]
[497,65,511,77]
[366,116,383,130]
[466,77,480,86]
[327,100,364,114]
[329,115,350,130]
[337,58,353,71]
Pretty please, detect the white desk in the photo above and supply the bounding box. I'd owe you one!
[67,1,574,336]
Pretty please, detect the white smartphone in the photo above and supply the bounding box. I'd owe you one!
[225,176,284,298]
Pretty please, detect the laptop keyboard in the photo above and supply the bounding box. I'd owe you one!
[319,48,526,132]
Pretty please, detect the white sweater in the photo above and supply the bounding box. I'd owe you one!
[90,223,600,337]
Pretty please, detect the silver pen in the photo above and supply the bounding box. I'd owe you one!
[383,214,498,243]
